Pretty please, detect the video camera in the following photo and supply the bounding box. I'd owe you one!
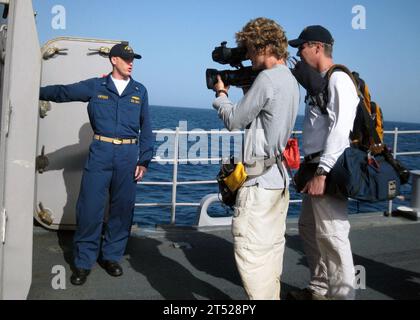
[205,41,261,90]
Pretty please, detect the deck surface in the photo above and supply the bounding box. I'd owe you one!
[28,212,420,300]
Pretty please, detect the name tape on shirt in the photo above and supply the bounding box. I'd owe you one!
[131,96,141,104]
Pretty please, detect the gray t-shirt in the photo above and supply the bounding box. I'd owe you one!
[213,64,300,189]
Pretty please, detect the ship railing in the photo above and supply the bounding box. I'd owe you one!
[136,128,420,225]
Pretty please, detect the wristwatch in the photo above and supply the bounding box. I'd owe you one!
[315,167,328,177]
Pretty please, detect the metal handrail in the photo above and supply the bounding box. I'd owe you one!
[137,128,420,224]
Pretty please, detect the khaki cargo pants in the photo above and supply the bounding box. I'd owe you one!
[233,185,289,300]
[299,194,355,300]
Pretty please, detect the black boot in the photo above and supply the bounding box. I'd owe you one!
[70,268,91,285]
[99,260,123,277]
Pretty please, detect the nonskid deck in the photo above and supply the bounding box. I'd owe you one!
[29,213,420,300]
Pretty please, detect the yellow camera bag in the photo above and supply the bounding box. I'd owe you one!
[223,162,248,192]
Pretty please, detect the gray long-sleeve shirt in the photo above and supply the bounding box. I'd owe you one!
[213,64,299,189]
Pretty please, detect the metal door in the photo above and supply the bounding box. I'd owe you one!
[35,37,121,230]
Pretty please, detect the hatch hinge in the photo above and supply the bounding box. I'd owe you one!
[37,202,53,225]
[42,46,68,60]
[36,146,49,173]
[88,46,111,57]
[39,100,51,118]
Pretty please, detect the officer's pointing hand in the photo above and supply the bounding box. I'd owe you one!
[135,165,147,181]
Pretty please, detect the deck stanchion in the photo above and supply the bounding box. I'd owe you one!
[409,171,420,219]
[387,127,399,216]
[170,127,180,224]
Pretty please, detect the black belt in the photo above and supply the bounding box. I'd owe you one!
[304,151,323,162]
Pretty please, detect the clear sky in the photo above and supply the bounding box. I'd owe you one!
[32,0,420,123]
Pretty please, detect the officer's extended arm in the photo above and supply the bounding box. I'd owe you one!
[39,78,94,102]
[137,90,154,168]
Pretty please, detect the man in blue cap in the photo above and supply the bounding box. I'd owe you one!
[287,26,359,300]
[40,42,154,285]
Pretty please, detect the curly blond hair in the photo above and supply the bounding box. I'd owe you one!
[236,17,288,60]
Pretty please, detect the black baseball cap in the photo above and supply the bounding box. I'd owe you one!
[288,25,334,48]
[109,42,142,60]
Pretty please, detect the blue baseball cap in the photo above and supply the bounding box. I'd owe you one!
[289,25,334,48]
[109,43,141,60]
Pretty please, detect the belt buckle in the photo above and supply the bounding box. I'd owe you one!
[112,138,123,145]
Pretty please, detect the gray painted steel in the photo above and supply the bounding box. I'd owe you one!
[0,0,40,299]
[410,171,420,217]
[0,3,7,301]
[36,37,120,230]
[410,171,420,209]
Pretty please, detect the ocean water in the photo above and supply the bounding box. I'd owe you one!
[134,105,420,227]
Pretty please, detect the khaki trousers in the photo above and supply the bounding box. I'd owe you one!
[299,194,356,300]
[233,185,289,300]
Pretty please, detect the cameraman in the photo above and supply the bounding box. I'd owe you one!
[212,17,299,300]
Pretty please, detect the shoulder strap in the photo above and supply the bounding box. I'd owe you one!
[328,65,383,149]
[368,101,383,146]
[326,64,361,96]
[315,64,360,116]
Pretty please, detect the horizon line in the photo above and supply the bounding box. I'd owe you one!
[149,105,420,126]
